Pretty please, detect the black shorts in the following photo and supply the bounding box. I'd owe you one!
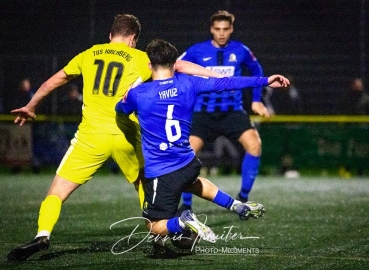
[191,111,255,144]
[142,157,202,220]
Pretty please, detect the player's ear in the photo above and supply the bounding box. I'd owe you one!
[148,62,153,71]
[229,26,234,34]
[130,35,137,48]
[210,26,215,35]
[109,33,112,41]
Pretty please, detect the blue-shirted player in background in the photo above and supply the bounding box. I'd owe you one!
[116,39,289,245]
[178,10,271,212]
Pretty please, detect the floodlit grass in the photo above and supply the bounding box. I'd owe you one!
[0,171,368,269]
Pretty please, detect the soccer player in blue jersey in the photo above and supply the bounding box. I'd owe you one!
[178,10,270,211]
[6,14,235,262]
[116,39,289,243]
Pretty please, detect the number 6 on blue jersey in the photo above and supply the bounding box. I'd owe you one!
[165,105,181,142]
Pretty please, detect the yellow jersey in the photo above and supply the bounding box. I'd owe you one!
[63,42,151,134]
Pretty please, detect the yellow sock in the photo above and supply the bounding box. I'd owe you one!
[138,181,145,209]
[37,195,62,236]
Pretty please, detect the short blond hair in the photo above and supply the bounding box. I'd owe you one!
[210,10,235,26]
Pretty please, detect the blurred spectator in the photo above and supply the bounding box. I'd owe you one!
[341,78,369,115]
[262,87,275,116]
[213,136,240,175]
[9,79,39,174]
[264,75,303,115]
[58,84,83,115]
[197,136,240,176]
[11,78,35,110]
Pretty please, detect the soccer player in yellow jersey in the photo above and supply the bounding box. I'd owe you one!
[7,14,223,262]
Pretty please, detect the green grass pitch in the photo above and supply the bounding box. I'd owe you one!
[0,171,368,269]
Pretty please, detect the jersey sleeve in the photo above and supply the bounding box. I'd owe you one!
[178,45,197,62]
[115,88,138,115]
[241,45,264,102]
[189,75,268,94]
[63,51,85,77]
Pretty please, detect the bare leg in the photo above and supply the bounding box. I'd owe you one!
[47,174,80,202]
[238,129,261,156]
[189,135,204,154]
[147,220,170,236]
[188,177,218,201]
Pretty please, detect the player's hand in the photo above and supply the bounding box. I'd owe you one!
[251,102,271,118]
[11,107,36,126]
[267,75,290,88]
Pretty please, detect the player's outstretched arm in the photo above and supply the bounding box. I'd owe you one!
[175,60,225,78]
[11,69,73,126]
[267,75,290,88]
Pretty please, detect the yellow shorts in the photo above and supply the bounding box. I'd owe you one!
[56,130,143,185]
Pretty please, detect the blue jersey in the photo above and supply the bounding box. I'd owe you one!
[116,73,268,178]
[178,40,264,112]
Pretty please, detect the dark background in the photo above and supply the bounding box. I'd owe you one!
[0,0,367,114]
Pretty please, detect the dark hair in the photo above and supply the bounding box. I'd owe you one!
[146,39,178,70]
[110,14,141,42]
[210,10,235,26]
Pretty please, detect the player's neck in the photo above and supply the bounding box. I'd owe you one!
[211,39,228,48]
[152,68,174,81]
[110,36,134,47]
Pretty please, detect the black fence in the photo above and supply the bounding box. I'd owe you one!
[0,0,367,115]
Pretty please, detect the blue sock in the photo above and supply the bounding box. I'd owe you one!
[182,192,193,207]
[166,217,184,234]
[240,153,260,199]
[212,190,234,209]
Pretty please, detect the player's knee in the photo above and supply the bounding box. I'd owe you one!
[146,220,154,231]
[147,220,167,236]
[239,130,261,155]
[247,140,261,156]
[240,139,261,156]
